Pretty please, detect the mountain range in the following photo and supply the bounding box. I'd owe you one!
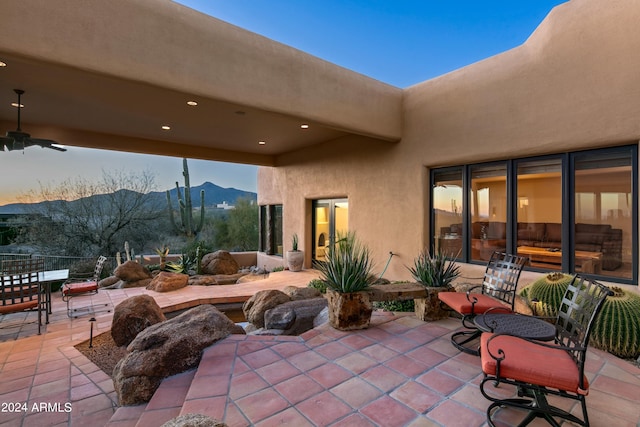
[0,182,257,214]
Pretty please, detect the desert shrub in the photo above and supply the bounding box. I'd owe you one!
[373,299,415,312]
[308,279,328,294]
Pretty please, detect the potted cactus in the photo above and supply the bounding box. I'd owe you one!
[409,248,460,321]
[286,233,304,272]
[316,231,376,330]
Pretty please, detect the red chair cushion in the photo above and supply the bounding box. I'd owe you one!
[438,291,511,315]
[62,281,98,296]
[480,333,588,394]
[0,300,38,314]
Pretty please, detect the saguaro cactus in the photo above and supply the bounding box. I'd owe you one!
[166,158,205,238]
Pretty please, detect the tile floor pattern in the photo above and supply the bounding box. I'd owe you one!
[0,270,639,427]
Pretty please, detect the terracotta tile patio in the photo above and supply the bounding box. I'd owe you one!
[1,270,639,426]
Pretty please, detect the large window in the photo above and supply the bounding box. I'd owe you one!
[259,205,283,256]
[431,146,637,283]
[470,163,507,262]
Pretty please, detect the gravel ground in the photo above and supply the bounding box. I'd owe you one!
[75,332,127,378]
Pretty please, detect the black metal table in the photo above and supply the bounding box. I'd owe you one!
[474,313,556,341]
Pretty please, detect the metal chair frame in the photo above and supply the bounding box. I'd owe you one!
[479,275,611,426]
[61,255,109,318]
[438,251,529,355]
[1,258,45,334]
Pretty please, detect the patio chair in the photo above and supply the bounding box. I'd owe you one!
[479,275,611,426]
[1,258,45,334]
[437,251,529,355]
[61,256,109,318]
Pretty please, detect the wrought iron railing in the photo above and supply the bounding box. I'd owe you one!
[0,253,115,274]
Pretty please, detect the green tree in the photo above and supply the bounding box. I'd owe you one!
[226,198,259,251]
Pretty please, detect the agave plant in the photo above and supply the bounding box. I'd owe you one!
[316,231,375,293]
[408,248,460,288]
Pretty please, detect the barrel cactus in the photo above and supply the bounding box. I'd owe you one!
[519,272,574,317]
[590,286,640,359]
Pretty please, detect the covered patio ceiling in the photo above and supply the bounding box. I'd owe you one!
[0,0,402,167]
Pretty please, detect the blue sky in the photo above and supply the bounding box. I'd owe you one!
[0,0,566,205]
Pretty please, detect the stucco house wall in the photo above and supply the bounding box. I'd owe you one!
[257,0,640,281]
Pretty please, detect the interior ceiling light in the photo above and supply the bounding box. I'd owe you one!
[186,101,198,106]
[11,102,24,108]
[0,61,6,67]
[300,124,309,129]
[258,141,266,145]
[161,125,171,130]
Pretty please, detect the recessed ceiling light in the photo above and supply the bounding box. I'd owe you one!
[258,141,266,145]
[300,124,309,129]
[186,101,198,106]
[0,61,6,67]
[11,102,24,108]
[161,125,171,130]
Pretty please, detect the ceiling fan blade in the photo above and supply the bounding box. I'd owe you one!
[0,136,13,151]
[2,90,67,154]
[46,144,67,152]
[27,137,68,152]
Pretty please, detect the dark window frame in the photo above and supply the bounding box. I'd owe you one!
[430,145,637,284]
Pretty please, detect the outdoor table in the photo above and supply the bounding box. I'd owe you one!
[474,313,556,342]
[38,269,69,323]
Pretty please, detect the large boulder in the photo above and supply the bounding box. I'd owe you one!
[242,290,291,328]
[201,251,239,275]
[264,298,328,335]
[111,261,153,288]
[111,295,166,347]
[282,286,322,301]
[113,305,245,406]
[98,275,120,288]
[115,260,152,281]
[188,273,248,286]
[188,275,220,286]
[146,271,189,292]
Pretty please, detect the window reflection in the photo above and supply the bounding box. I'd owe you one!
[433,168,463,258]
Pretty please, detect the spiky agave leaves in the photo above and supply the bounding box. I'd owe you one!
[590,287,640,359]
[519,272,574,317]
[317,231,375,293]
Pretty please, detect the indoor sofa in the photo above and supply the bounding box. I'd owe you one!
[440,221,622,270]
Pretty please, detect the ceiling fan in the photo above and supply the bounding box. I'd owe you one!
[1,89,66,152]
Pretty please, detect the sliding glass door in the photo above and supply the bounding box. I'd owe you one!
[312,198,348,261]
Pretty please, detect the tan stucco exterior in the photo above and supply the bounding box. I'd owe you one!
[0,0,401,163]
[257,0,640,281]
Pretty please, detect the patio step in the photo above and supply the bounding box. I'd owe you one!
[105,336,239,427]
[105,369,196,426]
